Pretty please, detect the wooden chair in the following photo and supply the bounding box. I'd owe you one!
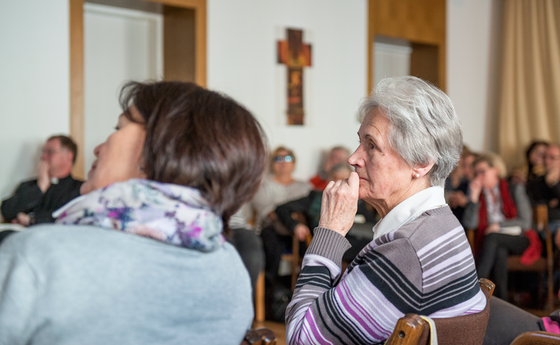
[254,272,265,322]
[467,205,555,312]
[281,232,312,290]
[510,331,560,345]
[241,327,277,345]
[507,205,555,312]
[385,278,495,345]
[254,213,311,322]
[279,212,312,290]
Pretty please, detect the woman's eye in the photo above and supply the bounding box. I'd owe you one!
[369,143,375,149]
[114,126,120,131]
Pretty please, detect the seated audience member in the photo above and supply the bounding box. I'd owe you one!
[227,206,264,294]
[1,135,82,225]
[263,164,374,279]
[249,146,311,232]
[0,81,266,344]
[463,152,534,300]
[309,146,350,190]
[286,77,485,345]
[527,143,560,243]
[445,146,476,224]
[511,140,548,185]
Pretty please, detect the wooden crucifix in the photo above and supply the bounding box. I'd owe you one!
[277,28,312,125]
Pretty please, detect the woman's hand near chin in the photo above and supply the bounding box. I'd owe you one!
[469,178,483,203]
[318,172,360,237]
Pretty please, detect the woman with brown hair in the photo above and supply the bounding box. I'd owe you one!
[0,81,267,345]
[247,146,311,233]
[463,152,534,300]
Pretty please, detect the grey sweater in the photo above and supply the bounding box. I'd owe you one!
[0,225,252,345]
[463,182,532,230]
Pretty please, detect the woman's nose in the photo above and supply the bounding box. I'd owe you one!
[93,143,102,157]
[348,148,362,167]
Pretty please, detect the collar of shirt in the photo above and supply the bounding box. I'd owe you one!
[50,177,59,185]
[483,185,504,223]
[372,186,447,240]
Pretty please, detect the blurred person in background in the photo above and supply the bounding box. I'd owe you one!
[229,146,310,291]
[309,146,350,191]
[445,146,477,225]
[1,135,82,226]
[247,146,311,233]
[511,140,549,185]
[463,152,534,300]
[527,143,560,247]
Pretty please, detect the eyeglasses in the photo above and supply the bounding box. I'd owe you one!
[273,155,293,163]
[41,149,61,156]
[474,169,487,176]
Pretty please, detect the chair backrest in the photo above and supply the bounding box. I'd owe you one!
[241,328,277,345]
[510,331,560,345]
[534,204,549,231]
[385,278,495,345]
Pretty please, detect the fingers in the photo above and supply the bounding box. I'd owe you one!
[348,172,359,189]
[318,173,359,236]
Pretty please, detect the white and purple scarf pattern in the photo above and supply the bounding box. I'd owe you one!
[54,179,224,252]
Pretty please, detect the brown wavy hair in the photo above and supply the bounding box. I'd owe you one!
[119,81,268,232]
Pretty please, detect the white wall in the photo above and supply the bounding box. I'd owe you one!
[447,0,502,153]
[0,0,70,201]
[0,0,501,204]
[84,4,163,173]
[207,0,368,180]
[373,42,412,87]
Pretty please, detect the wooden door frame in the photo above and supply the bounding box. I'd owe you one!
[69,0,206,179]
[367,0,446,95]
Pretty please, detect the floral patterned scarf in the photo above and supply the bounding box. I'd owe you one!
[53,179,224,252]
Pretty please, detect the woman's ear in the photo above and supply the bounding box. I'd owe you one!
[413,161,435,179]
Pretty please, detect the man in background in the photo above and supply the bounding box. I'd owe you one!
[1,135,83,226]
[309,146,350,190]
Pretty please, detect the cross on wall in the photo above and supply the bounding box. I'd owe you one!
[277,28,312,125]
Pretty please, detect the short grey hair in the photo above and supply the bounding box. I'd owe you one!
[359,76,463,187]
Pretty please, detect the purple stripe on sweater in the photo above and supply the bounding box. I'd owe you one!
[305,309,333,345]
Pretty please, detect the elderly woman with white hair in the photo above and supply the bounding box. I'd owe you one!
[285,76,487,344]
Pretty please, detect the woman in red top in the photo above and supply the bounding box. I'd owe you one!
[462,153,534,299]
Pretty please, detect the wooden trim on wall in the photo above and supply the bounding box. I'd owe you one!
[163,6,196,82]
[367,0,446,94]
[145,0,206,86]
[69,0,207,178]
[69,0,85,180]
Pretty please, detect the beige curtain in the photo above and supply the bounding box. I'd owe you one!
[499,0,560,170]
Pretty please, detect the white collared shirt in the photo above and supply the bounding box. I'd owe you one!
[372,186,447,240]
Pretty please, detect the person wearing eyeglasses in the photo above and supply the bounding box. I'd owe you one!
[247,146,311,233]
[225,147,310,300]
[462,152,533,300]
[1,135,83,226]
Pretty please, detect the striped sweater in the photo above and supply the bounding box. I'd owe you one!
[285,206,487,345]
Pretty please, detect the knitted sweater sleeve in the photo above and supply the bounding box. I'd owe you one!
[0,236,38,344]
[285,228,419,345]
